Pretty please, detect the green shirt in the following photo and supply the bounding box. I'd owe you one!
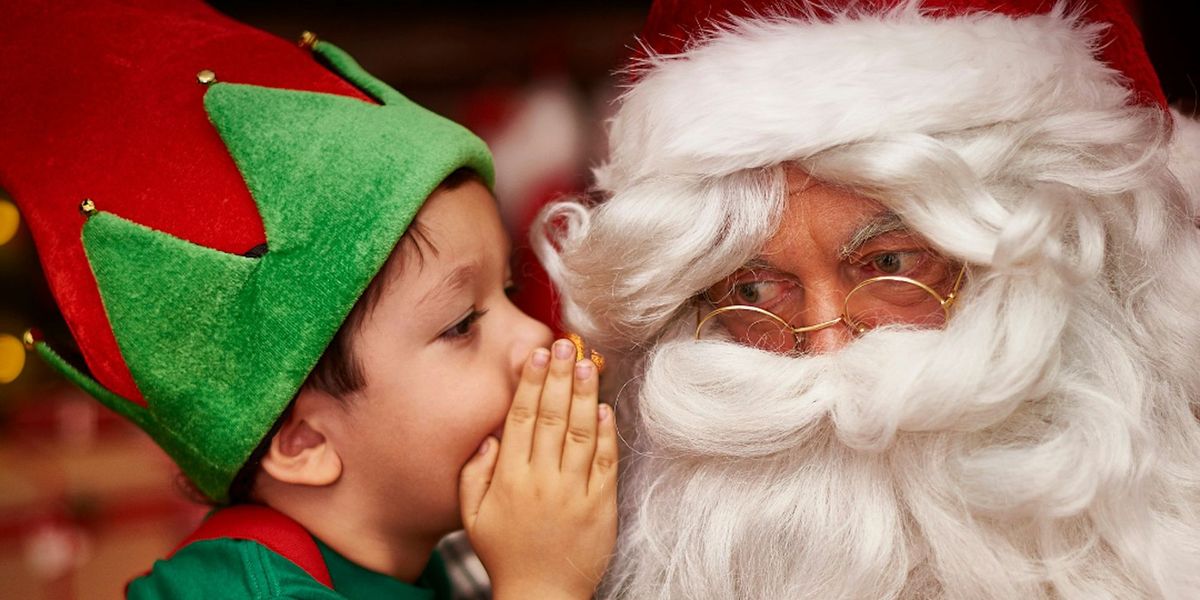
[128,536,453,599]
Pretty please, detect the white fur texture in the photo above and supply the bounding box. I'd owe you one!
[1169,107,1200,219]
[598,3,1130,191]
[532,4,1200,596]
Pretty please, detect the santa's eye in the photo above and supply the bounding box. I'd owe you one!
[871,252,906,274]
[855,250,926,278]
[733,280,784,306]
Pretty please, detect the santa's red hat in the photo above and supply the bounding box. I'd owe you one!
[600,0,1200,201]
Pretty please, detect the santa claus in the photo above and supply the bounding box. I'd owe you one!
[534,0,1200,598]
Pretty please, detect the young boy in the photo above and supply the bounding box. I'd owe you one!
[2,2,616,598]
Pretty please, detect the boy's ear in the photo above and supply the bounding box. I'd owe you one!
[260,389,343,487]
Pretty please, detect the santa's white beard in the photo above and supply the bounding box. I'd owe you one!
[603,271,1200,599]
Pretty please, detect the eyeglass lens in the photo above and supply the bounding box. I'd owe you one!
[701,255,960,353]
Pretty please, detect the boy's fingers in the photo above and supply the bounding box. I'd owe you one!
[499,348,551,467]
[561,359,600,479]
[530,339,576,470]
[589,403,620,498]
[459,437,499,530]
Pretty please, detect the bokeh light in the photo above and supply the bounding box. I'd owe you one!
[0,199,20,246]
[0,333,26,383]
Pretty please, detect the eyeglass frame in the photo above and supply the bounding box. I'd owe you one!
[694,264,968,350]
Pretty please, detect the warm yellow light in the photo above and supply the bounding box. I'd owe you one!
[0,200,19,246]
[0,334,25,384]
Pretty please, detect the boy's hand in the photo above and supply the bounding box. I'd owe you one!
[460,338,618,600]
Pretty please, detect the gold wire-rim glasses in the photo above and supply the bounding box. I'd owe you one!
[695,264,968,350]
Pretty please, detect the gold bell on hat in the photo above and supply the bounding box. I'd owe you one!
[297,31,318,50]
[21,328,41,350]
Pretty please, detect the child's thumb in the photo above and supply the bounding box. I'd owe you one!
[459,436,499,529]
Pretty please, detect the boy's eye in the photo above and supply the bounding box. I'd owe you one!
[440,308,488,341]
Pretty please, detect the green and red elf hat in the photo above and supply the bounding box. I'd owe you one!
[1,0,493,502]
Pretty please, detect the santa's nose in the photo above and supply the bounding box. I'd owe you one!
[797,283,854,355]
[801,322,854,355]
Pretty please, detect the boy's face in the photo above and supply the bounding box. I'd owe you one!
[328,179,552,538]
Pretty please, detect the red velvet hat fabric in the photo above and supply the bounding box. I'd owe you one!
[0,0,371,403]
[636,0,1166,108]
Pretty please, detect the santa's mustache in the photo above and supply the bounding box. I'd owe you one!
[635,271,1082,460]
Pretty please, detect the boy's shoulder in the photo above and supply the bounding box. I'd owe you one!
[127,537,342,600]
[126,507,457,600]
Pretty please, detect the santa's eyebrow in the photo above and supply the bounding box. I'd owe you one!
[739,257,776,272]
[731,211,908,273]
[838,211,907,260]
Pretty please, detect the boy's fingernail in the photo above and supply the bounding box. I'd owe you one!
[531,348,550,367]
[553,339,574,360]
[477,438,492,455]
[598,403,611,422]
[575,360,594,380]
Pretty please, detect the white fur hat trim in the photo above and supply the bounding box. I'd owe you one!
[597,6,1138,191]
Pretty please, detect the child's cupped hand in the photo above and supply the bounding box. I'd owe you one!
[459,338,618,600]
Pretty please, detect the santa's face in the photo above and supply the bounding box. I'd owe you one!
[700,166,961,355]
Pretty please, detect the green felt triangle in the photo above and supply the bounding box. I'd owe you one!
[79,42,493,501]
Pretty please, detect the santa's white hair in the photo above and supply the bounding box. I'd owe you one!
[533,1,1200,599]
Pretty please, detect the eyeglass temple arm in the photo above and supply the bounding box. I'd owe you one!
[942,264,968,308]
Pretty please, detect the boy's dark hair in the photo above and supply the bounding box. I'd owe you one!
[218,167,483,505]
